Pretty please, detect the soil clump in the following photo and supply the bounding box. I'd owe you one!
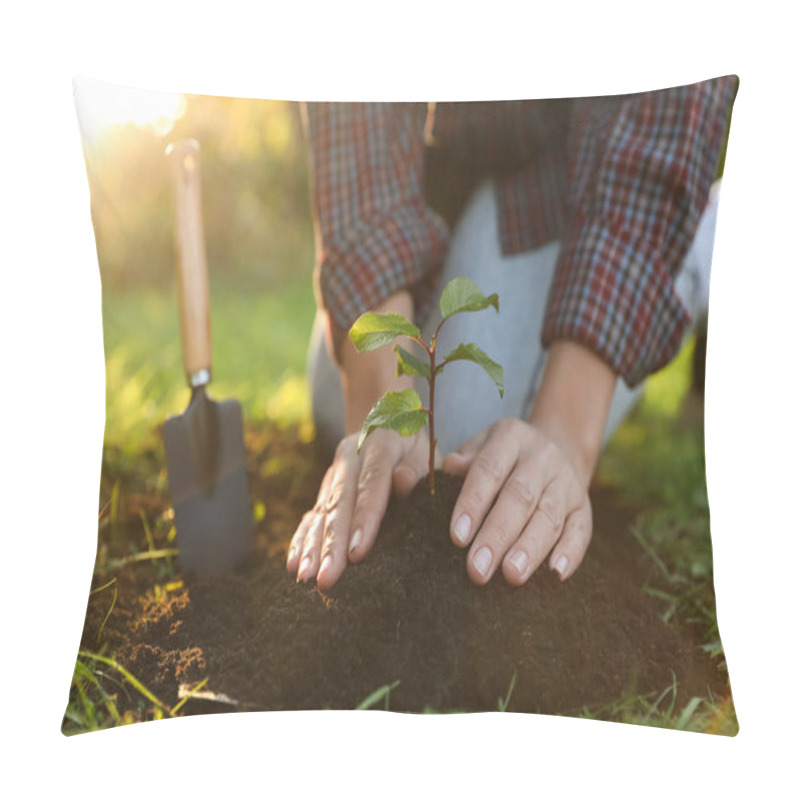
[97,470,726,717]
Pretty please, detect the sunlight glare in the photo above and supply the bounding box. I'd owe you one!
[74,76,186,145]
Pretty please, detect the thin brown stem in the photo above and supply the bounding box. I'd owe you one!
[428,336,437,495]
[408,335,431,354]
[408,324,447,495]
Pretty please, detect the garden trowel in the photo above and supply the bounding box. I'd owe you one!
[162,139,252,574]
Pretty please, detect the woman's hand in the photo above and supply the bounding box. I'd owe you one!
[442,419,592,585]
[443,339,617,587]
[287,428,431,590]
[288,289,429,590]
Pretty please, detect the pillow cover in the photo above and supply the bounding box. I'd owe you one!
[64,75,738,734]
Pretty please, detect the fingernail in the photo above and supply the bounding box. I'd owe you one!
[454,514,471,545]
[286,547,297,569]
[319,553,332,578]
[509,550,528,575]
[473,546,492,577]
[553,554,568,579]
[297,556,313,582]
[349,528,363,554]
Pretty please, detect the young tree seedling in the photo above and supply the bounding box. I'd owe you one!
[349,277,504,495]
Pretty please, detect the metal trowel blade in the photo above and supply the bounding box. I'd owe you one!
[163,389,252,574]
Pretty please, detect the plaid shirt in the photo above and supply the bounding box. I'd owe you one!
[304,75,738,386]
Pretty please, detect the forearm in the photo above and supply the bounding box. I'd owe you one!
[528,339,616,488]
[306,102,449,362]
[337,290,416,435]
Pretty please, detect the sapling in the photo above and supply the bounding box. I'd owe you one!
[349,277,504,495]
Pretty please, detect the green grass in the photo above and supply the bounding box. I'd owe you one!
[593,338,735,731]
[356,681,402,711]
[598,341,715,597]
[64,647,210,735]
[70,288,735,733]
[100,279,317,455]
[576,675,738,735]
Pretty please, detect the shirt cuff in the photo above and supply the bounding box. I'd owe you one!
[316,202,449,359]
[542,217,691,387]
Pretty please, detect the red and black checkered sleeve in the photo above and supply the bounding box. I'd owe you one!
[304,102,449,360]
[541,76,738,387]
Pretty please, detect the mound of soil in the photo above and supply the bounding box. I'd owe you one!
[102,471,727,718]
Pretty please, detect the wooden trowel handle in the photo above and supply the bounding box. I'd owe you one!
[166,139,212,386]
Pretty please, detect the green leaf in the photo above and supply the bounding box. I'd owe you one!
[395,344,430,378]
[358,389,428,452]
[439,277,499,320]
[438,343,504,398]
[349,312,421,353]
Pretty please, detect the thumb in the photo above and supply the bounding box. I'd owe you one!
[442,450,473,476]
[442,426,489,476]
[392,434,431,497]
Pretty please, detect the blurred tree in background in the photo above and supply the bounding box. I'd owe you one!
[81,95,314,292]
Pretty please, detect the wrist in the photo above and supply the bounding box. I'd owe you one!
[528,339,616,488]
[340,290,415,435]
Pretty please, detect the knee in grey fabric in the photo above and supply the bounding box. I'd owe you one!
[307,311,344,457]
[307,178,721,456]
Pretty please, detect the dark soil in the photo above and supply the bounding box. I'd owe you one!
[76,440,730,721]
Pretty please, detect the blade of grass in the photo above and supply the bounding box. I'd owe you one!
[663,672,679,719]
[631,525,673,582]
[644,673,677,724]
[497,672,517,712]
[675,697,703,731]
[110,481,120,543]
[106,549,178,569]
[74,660,120,723]
[139,510,157,564]
[643,587,679,604]
[356,680,400,711]
[78,650,171,715]
[94,669,131,703]
[96,585,118,646]
[421,706,467,714]
[73,668,96,729]
[171,677,210,715]
[89,577,118,596]
[98,496,112,522]
[63,707,89,728]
